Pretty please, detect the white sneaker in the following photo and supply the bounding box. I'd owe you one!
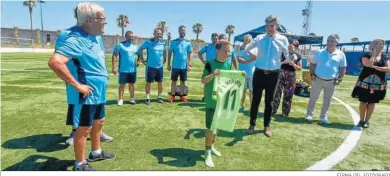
[211,144,221,157]
[320,118,331,124]
[204,149,215,167]
[117,99,123,106]
[65,131,75,146]
[305,115,313,121]
[129,99,136,105]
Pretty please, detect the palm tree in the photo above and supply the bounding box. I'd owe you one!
[117,14,130,37]
[192,23,203,50]
[23,0,36,41]
[157,21,168,38]
[225,25,235,42]
[192,23,203,42]
[351,37,360,51]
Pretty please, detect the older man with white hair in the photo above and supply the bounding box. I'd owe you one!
[305,34,347,124]
[49,2,115,171]
[237,34,256,112]
[56,4,113,147]
[245,15,290,137]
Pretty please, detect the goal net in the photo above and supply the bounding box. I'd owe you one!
[1,37,35,49]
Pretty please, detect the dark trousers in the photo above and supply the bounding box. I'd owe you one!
[250,69,280,127]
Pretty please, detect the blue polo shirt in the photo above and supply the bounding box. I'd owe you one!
[113,41,138,73]
[226,46,235,66]
[199,44,217,62]
[55,26,108,104]
[55,28,79,104]
[237,49,255,78]
[137,39,166,68]
[312,48,347,79]
[169,39,193,69]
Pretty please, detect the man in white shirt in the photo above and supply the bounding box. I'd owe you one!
[245,15,290,137]
[305,34,347,124]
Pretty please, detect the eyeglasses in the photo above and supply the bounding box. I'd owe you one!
[94,17,106,23]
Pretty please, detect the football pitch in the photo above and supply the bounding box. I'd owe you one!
[1,53,389,171]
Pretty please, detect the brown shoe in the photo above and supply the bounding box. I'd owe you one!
[264,127,272,137]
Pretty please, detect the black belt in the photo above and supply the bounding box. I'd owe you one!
[255,68,280,74]
[315,75,334,81]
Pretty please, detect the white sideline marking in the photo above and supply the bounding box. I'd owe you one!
[306,96,362,170]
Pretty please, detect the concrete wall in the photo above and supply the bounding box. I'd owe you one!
[1,27,151,52]
[1,27,59,45]
[1,27,210,54]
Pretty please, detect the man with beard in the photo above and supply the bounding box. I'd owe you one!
[167,25,193,102]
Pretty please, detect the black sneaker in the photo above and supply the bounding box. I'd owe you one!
[357,121,364,127]
[157,97,164,103]
[72,162,96,171]
[363,122,369,128]
[247,125,255,135]
[145,99,150,105]
[87,150,116,162]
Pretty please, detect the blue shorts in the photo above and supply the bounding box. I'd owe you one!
[66,104,74,126]
[66,104,105,128]
[146,66,163,83]
[171,68,187,81]
[119,72,136,84]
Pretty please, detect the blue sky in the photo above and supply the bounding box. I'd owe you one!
[1,1,389,43]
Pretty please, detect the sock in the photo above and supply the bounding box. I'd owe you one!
[146,94,150,99]
[74,160,86,167]
[205,146,211,150]
[158,93,162,98]
[91,148,102,156]
[130,97,135,101]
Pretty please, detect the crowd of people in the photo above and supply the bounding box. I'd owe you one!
[48,2,389,171]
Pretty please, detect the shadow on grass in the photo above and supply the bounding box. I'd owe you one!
[317,122,357,131]
[242,110,264,119]
[178,102,205,108]
[3,155,73,171]
[273,115,310,124]
[105,100,118,106]
[150,148,204,167]
[184,128,264,147]
[184,99,204,103]
[2,134,68,153]
[273,114,357,130]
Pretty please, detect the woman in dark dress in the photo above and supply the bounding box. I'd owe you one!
[352,39,390,128]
